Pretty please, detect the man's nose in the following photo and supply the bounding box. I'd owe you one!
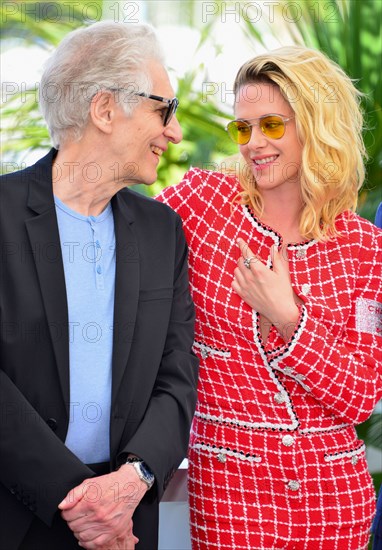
[165,115,182,144]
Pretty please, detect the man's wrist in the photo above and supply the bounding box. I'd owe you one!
[123,458,155,490]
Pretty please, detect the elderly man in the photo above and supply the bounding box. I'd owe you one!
[0,22,198,550]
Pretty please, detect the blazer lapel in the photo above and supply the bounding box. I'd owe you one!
[24,152,141,410]
[25,149,70,410]
[111,192,140,405]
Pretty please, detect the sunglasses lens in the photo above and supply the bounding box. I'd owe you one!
[164,98,179,126]
[260,116,285,139]
[227,121,251,145]
[227,115,288,143]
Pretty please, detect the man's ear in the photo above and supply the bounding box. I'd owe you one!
[89,91,115,134]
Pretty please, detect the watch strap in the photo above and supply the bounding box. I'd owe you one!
[124,456,142,464]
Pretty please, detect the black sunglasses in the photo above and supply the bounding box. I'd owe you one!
[106,88,179,126]
[136,92,179,126]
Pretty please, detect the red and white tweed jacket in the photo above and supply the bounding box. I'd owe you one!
[159,169,382,547]
[159,169,382,439]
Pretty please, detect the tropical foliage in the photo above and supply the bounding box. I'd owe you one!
[2,0,381,221]
[1,1,102,156]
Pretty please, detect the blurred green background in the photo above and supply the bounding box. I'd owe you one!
[1,0,381,218]
[1,1,381,539]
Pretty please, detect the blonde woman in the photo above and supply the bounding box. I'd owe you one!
[158,46,382,549]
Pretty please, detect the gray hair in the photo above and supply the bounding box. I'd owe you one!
[39,21,165,147]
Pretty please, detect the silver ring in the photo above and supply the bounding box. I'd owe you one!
[243,256,256,269]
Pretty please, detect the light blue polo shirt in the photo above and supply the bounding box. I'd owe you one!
[55,196,115,463]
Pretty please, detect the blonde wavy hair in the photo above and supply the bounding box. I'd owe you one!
[227,46,367,241]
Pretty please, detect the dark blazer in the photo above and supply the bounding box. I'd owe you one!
[0,149,199,549]
[373,486,382,549]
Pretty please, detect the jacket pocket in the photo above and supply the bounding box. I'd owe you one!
[192,441,262,464]
[324,442,365,465]
[193,340,231,360]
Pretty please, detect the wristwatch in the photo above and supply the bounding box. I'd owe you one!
[125,457,155,490]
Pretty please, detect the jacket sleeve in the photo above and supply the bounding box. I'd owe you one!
[117,216,199,500]
[266,225,382,425]
[0,368,95,525]
[156,168,215,231]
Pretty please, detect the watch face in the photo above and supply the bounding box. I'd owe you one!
[140,462,154,482]
[134,461,154,488]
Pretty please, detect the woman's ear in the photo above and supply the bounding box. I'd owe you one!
[89,90,115,134]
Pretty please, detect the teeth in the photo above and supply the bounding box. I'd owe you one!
[255,155,278,165]
[151,146,163,156]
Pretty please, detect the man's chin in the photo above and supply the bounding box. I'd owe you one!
[122,175,157,187]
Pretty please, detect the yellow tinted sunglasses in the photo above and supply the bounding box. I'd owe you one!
[226,114,294,145]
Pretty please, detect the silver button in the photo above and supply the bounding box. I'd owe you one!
[287,480,300,491]
[283,367,294,375]
[282,435,294,447]
[295,249,306,259]
[301,283,311,296]
[351,455,359,465]
[217,453,226,463]
[201,349,209,359]
[274,392,286,404]
[295,374,306,382]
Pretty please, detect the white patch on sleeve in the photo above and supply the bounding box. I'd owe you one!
[356,298,382,337]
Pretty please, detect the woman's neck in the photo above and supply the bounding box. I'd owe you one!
[260,191,304,243]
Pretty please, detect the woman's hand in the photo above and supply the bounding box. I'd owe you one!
[232,239,300,341]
